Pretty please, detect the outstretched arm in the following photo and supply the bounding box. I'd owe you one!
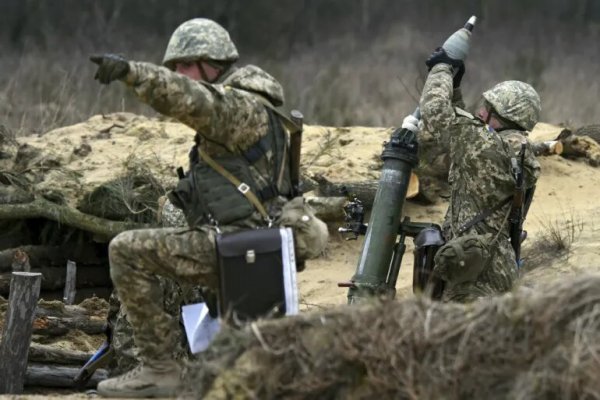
[90,55,268,152]
[420,64,457,142]
[123,62,268,152]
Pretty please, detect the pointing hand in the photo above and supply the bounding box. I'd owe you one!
[90,54,130,84]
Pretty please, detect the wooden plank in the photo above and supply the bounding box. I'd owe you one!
[32,314,106,336]
[27,343,92,365]
[25,364,107,389]
[63,260,77,305]
[0,265,111,294]
[0,272,42,394]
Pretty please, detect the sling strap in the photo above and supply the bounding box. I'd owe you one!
[195,95,301,223]
[456,196,512,235]
[198,148,271,222]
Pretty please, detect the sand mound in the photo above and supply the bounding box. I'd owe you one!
[3,114,584,218]
[11,114,395,206]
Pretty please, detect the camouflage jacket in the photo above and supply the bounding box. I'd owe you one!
[420,64,541,240]
[123,63,284,157]
[123,63,289,227]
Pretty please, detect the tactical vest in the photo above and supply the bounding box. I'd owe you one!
[169,107,292,227]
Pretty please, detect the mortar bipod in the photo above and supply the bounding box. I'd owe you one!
[338,217,444,298]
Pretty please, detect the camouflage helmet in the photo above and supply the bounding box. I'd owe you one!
[482,81,541,131]
[162,18,239,69]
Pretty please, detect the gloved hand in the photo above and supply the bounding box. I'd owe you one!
[90,54,130,84]
[425,47,465,88]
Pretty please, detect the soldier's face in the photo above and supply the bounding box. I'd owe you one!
[175,61,202,81]
[175,61,221,83]
[477,104,503,131]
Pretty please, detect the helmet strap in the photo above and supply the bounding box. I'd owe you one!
[484,103,523,132]
[491,111,525,132]
[197,62,213,83]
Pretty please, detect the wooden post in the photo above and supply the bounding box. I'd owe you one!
[63,260,77,305]
[0,272,42,394]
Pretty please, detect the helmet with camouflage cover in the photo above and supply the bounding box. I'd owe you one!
[482,81,541,131]
[162,18,239,70]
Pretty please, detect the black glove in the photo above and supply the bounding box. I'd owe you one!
[425,47,465,88]
[452,62,465,89]
[90,54,130,84]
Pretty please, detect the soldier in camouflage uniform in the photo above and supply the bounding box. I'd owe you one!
[420,48,541,303]
[90,18,328,397]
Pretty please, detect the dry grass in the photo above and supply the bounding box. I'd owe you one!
[304,128,342,168]
[537,209,585,253]
[1,8,599,137]
[77,155,166,223]
[541,215,585,253]
[182,274,600,399]
[522,210,585,273]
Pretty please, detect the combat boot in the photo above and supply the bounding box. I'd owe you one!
[97,359,182,398]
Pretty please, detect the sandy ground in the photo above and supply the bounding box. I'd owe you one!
[3,118,600,399]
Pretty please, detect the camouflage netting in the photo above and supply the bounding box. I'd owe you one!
[1,113,189,225]
[182,273,600,399]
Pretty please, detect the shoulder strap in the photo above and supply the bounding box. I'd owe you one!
[456,196,512,235]
[253,95,300,196]
[253,95,301,135]
[198,148,271,222]
[454,107,475,120]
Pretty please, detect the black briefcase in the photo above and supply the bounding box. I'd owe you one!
[216,227,297,322]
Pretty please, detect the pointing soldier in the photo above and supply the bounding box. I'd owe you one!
[91,18,328,397]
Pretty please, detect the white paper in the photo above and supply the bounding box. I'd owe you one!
[181,302,221,354]
[280,227,299,315]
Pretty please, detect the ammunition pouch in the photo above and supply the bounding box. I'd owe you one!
[216,227,297,323]
[276,197,329,263]
[413,226,446,299]
[433,233,490,285]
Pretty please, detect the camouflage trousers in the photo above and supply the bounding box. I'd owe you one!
[441,240,518,303]
[109,226,219,363]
